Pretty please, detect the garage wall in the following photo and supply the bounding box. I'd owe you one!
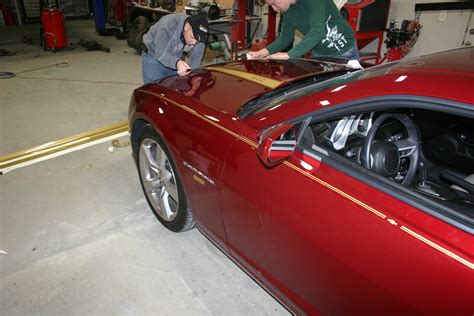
[387,0,473,56]
[249,0,472,59]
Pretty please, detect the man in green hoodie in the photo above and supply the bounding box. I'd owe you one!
[249,0,359,61]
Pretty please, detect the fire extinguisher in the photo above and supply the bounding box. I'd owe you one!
[40,0,68,52]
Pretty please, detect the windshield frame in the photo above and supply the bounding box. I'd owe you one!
[238,61,400,119]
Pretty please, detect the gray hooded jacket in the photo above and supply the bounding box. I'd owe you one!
[142,14,206,70]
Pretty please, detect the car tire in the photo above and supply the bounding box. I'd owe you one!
[127,16,150,53]
[135,126,195,232]
[135,27,150,54]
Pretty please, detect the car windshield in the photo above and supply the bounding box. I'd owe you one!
[238,62,399,118]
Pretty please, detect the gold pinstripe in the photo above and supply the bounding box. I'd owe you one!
[400,226,474,269]
[138,89,474,270]
[238,136,258,149]
[205,66,283,89]
[283,161,387,219]
[139,90,254,144]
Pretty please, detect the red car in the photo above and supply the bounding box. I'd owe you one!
[128,48,474,315]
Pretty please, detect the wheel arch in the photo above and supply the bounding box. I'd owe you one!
[134,124,196,231]
[131,118,151,155]
[130,116,195,215]
[131,89,214,219]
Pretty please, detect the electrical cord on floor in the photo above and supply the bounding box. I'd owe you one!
[1,61,69,79]
[16,61,70,75]
[1,61,142,85]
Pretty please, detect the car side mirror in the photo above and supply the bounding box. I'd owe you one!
[257,123,297,167]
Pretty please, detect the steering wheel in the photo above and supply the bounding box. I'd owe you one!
[361,113,420,186]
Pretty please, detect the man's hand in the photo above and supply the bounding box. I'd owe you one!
[177,60,191,77]
[267,52,289,60]
[247,48,270,59]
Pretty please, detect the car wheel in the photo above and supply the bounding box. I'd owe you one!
[126,16,150,52]
[136,127,195,232]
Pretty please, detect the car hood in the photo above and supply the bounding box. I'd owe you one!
[141,59,351,117]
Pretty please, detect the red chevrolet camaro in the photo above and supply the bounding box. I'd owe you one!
[128,47,473,315]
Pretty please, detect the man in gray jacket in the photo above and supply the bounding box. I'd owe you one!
[142,14,208,83]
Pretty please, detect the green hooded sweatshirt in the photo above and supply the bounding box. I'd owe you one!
[267,0,356,58]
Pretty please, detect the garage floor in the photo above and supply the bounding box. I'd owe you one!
[0,20,288,315]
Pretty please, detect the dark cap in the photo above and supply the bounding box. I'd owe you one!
[187,14,209,43]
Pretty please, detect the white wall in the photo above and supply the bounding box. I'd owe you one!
[360,0,474,57]
[386,0,473,57]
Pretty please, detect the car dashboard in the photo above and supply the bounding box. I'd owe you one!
[302,108,473,226]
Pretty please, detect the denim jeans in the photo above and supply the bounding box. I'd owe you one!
[142,51,177,84]
[312,41,360,62]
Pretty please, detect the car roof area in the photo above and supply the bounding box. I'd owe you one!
[244,47,474,130]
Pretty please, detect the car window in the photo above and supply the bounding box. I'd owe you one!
[240,62,399,118]
[238,71,349,118]
[299,107,474,230]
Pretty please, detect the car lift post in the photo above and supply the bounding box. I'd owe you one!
[93,0,107,32]
[267,5,276,44]
[238,0,246,51]
[230,0,246,59]
[231,0,276,57]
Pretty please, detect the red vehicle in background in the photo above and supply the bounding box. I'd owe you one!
[128,48,474,314]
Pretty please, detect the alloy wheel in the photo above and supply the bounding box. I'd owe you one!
[138,138,179,221]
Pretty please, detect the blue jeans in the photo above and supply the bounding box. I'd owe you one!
[142,51,177,84]
[312,41,360,62]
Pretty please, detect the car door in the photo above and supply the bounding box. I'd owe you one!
[219,113,472,314]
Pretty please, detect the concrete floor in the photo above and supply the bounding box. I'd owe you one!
[0,20,288,315]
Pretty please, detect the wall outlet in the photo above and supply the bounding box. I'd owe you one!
[438,10,447,22]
